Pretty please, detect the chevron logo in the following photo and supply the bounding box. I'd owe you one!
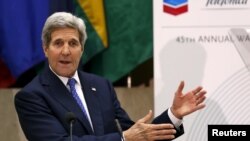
[163,0,188,16]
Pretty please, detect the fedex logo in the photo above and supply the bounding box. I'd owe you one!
[163,0,188,16]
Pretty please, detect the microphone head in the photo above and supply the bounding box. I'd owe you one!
[65,112,76,124]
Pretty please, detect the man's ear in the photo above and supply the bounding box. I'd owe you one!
[81,46,84,55]
[43,45,48,57]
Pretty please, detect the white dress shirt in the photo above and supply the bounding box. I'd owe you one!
[49,67,94,130]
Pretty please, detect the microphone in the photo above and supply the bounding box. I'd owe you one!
[115,119,125,141]
[65,112,76,141]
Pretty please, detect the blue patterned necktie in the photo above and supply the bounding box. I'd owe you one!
[67,78,90,122]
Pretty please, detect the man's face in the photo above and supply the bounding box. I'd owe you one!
[44,27,83,77]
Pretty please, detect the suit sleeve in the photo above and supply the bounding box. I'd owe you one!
[152,109,184,140]
[104,78,184,140]
[104,79,184,140]
[106,80,135,130]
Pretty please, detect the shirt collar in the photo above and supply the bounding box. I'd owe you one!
[49,66,81,86]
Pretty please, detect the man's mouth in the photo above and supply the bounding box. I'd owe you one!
[59,60,71,64]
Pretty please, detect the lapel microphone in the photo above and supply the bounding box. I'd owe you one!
[65,112,76,141]
[115,119,125,141]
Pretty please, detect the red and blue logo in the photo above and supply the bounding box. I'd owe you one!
[163,0,188,16]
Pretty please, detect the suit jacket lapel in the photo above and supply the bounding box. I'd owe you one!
[40,66,94,134]
[79,72,104,136]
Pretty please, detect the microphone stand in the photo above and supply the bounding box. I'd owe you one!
[65,112,76,141]
[115,119,125,141]
[70,120,73,141]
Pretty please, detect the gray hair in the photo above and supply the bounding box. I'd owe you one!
[42,12,87,48]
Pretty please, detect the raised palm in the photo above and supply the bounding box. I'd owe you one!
[171,81,207,119]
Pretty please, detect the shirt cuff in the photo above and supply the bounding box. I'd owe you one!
[168,108,183,128]
[121,132,125,141]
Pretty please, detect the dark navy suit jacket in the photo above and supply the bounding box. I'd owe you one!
[15,65,184,141]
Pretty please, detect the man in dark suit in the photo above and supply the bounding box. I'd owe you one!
[15,12,206,141]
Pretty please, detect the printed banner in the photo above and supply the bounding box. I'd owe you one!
[154,0,250,140]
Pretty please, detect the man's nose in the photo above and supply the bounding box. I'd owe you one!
[61,44,70,55]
